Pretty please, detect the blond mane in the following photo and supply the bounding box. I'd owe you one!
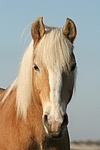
[1,26,73,119]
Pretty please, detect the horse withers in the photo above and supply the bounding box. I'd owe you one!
[0,17,77,150]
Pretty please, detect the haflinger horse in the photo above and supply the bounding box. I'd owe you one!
[0,17,77,150]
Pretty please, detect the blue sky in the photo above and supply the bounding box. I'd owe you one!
[0,1,100,141]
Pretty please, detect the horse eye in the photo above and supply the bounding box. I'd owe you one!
[33,64,39,71]
[70,62,76,72]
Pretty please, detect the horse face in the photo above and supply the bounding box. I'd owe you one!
[32,54,76,138]
[42,67,75,138]
[31,17,76,138]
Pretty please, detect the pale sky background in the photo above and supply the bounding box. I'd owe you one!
[0,1,100,142]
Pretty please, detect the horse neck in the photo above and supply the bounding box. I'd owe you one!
[2,88,45,144]
[26,96,45,142]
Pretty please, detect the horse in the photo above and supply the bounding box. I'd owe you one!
[0,17,77,150]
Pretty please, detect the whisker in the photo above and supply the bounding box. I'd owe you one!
[23,32,31,48]
[20,22,32,41]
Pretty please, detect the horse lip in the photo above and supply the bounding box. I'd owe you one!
[50,132,63,138]
[44,126,66,139]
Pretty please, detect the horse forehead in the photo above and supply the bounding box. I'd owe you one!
[48,68,62,92]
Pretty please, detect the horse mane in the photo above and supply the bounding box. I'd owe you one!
[1,26,73,120]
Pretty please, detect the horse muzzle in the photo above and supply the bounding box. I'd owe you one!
[43,113,68,138]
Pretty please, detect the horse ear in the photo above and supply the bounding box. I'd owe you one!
[31,17,45,45]
[62,18,77,43]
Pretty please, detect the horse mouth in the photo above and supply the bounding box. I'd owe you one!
[44,125,66,139]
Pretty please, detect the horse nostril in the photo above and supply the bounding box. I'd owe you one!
[43,114,50,130]
[62,114,68,127]
[44,114,48,122]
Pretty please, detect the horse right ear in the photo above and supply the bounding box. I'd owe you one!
[31,17,45,45]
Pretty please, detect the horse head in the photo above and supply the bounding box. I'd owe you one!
[31,17,77,138]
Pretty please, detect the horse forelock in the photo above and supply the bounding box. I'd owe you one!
[1,27,74,120]
[35,27,73,72]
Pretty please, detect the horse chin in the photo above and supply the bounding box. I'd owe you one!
[48,132,63,139]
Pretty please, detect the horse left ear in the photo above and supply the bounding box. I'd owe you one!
[62,18,77,43]
[31,17,45,45]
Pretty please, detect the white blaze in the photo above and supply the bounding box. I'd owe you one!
[48,68,64,123]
